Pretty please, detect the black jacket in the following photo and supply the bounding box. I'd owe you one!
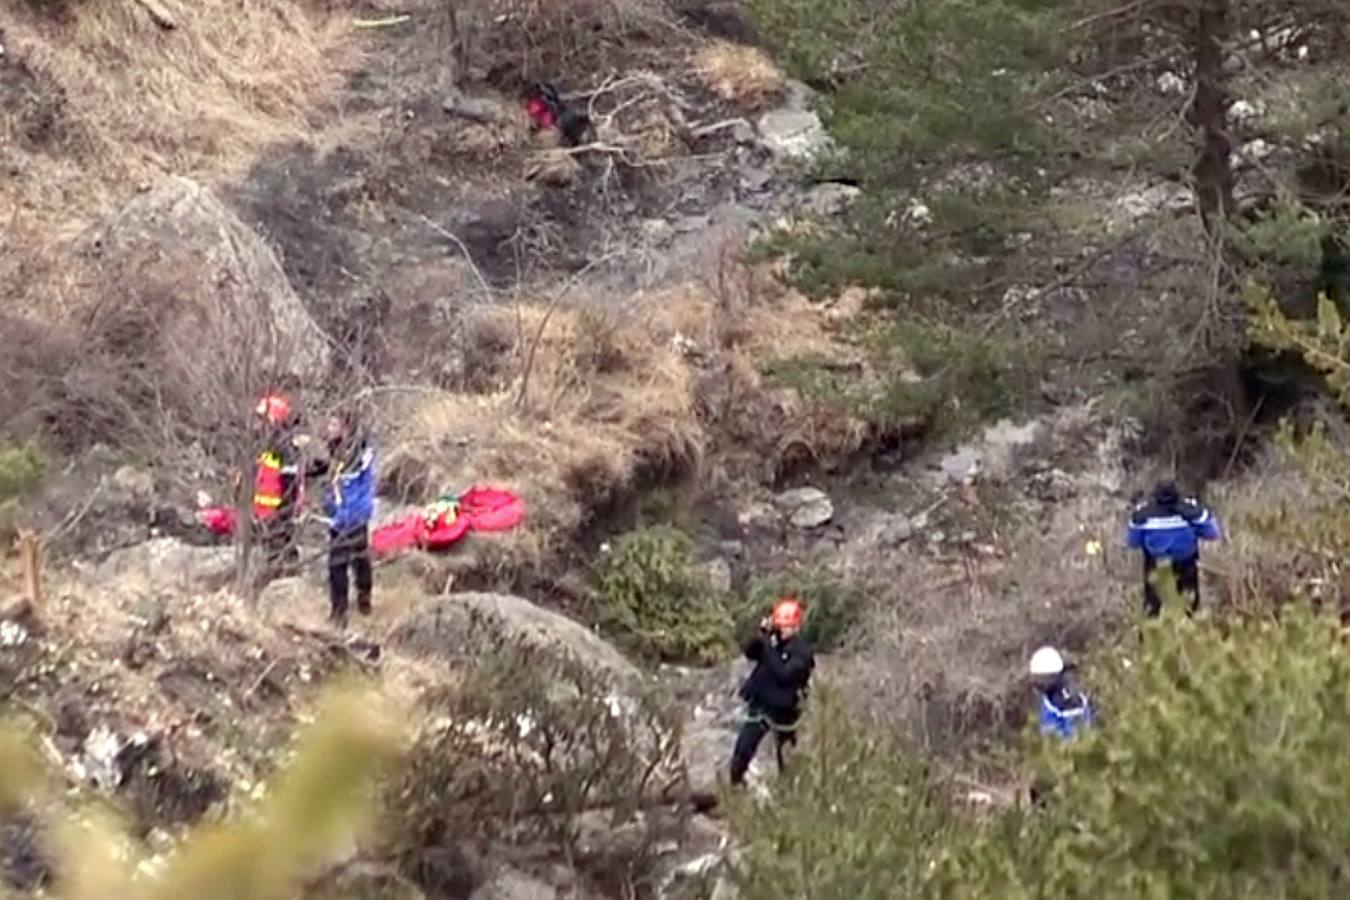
[739,631,815,715]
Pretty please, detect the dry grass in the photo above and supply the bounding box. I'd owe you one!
[378,271,878,570]
[692,40,786,112]
[1203,450,1347,615]
[1,0,358,227]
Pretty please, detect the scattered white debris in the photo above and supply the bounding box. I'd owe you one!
[1229,99,1258,123]
[82,726,125,789]
[515,713,536,739]
[906,199,933,227]
[0,621,28,648]
[1156,72,1186,96]
[1241,138,1274,161]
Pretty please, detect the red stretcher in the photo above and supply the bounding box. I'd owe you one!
[196,486,525,561]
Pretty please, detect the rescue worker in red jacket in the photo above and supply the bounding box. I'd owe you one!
[252,393,304,577]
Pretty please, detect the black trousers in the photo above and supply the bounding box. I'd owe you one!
[1143,555,1199,617]
[329,525,373,619]
[258,514,299,579]
[730,706,799,785]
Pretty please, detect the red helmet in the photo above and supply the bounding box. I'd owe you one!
[255,393,292,425]
[771,597,804,630]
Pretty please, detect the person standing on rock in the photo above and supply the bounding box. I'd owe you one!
[729,598,815,786]
[251,392,305,579]
[1126,480,1222,617]
[311,411,376,628]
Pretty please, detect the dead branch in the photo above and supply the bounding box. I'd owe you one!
[14,530,42,608]
[133,0,177,29]
[690,117,753,139]
[406,212,497,302]
[515,249,635,408]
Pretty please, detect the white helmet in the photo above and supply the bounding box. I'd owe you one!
[1029,646,1065,677]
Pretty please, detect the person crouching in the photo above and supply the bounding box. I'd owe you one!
[1029,646,1092,741]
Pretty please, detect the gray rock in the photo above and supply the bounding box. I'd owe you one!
[83,176,328,385]
[864,513,914,547]
[774,487,834,529]
[470,866,557,900]
[781,79,817,112]
[441,90,511,124]
[108,465,155,499]
[702,558,733,594]
[980,418,1044,479]
[391,592,640,682]
[718,540,746,560]
[736,501,776,529]
[730,119,756,144]
[938,448,981,483]
[256,576,324,620]
[712,876,742,900]
[95,538,235,593]
[682,716,736,798]
[641,218,677,245]
[740,167,773,192]
[802,182,861,218]
[755,109,831,163]
[675,214,712,234]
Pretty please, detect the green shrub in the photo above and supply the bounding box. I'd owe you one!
[385,620,683,889]
[731,690,965,900]
[767,318,1039,447]
[735,608,1350,898]
[0,442,47,503]
[878,319,1037,432]
[0,442,48,544]
[593,525,733,664]
[0,685,402,900]
[733,566,864,651]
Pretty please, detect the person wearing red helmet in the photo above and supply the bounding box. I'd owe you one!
[729,597,816,786]
[251,391,305,578]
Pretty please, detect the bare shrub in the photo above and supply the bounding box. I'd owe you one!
[384,616,684,892]
[692,40,787,111]
[465,0,682,89]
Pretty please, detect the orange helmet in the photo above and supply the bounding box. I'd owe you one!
[771,597,804,631]
[255,393,292,425]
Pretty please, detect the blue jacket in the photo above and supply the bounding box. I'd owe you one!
[322,440,376,531]
[1126,496,1220,562]
[1039,682,1093,740]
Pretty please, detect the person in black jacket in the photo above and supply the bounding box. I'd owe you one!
[729,598,815,786]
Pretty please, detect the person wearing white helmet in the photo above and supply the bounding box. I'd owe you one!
[1029,646,1093,740]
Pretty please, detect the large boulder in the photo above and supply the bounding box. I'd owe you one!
[81,176,328,396]
[390,592,640,682]
[90,538,236,594]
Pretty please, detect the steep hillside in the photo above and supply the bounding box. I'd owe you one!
[5,0,1350,895]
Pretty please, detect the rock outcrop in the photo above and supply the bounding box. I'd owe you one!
[390,592,640,682]
[81,175,328,396]
[90,537,236,594]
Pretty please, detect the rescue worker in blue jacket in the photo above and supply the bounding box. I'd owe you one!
[310,412,377,628]
[1126,480,1221,617]
[1029,646,1092,740]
